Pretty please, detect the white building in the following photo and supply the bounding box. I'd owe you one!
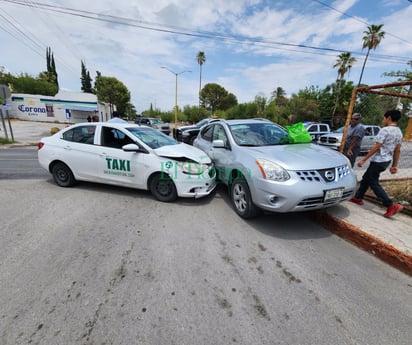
[7,90,112,123]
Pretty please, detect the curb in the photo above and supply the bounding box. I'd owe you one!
[310,210,412,276]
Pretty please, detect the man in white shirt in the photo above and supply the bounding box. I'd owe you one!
[349,109,403,218]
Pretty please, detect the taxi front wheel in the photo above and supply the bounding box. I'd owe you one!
[149,173,178,202]
[51,162,76,187]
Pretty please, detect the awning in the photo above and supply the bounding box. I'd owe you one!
[57,104,98,112]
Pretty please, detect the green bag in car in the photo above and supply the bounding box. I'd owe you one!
[285,122,312,143]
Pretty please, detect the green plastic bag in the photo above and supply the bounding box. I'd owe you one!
[285,122,312,143]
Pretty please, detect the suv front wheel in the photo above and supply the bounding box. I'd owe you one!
[230,177,260,218]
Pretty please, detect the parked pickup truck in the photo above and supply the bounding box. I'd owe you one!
[303,122,331,141]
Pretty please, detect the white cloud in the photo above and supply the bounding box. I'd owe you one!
[1,0,411,113]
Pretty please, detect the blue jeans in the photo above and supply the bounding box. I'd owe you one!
[355,161,393,207]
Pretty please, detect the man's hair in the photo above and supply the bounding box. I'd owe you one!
[384,109,401,122]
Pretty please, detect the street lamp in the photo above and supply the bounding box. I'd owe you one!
[161,67,191,128]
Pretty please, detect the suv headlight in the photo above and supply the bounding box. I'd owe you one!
[256,159,290,182]
[180,162,209,175]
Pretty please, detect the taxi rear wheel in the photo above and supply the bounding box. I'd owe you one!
[51,162,76,187]
[149,173,177,202]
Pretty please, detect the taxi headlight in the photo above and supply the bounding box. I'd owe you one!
[180,162,209,175]
[256,159,290,182]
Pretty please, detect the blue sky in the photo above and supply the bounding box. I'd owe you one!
[1,0,411,113]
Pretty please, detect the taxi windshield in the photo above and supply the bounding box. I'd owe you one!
[127,126,177,149]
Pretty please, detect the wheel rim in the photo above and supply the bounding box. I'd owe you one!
[156,180,173,197]
[56,167,68,183]
[233,183,247,212]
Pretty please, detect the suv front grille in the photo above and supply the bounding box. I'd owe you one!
[295,165,351,183]
[297,190,353,207]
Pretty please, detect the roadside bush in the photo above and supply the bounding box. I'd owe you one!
[50,127,60,135]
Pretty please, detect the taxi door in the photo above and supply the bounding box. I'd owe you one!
[59,124,99,179]
[96,126,148,188]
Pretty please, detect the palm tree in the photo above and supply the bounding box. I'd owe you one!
[272,87,287,106]
[196,51,206,110]
[332,52,356,119]
[357,24,385,87]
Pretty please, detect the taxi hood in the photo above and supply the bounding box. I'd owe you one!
[155,143,211,163]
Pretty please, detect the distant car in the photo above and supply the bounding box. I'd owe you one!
[317,125,381,153]
[38,122,216,202]
[303,122,331,141]
[173,118,215,145]
[135,117,170,136]
[193,118,356,218]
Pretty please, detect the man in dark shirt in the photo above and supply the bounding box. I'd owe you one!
[343,113,365,167]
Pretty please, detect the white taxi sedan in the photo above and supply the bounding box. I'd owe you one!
[38,122,216,202]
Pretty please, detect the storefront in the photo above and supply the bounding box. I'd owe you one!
[7,90,111,123]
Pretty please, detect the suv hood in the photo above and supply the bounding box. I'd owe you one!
[155,143,211,163]
[246,143,349,170]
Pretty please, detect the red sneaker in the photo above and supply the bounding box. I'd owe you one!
[383,203,404,218]
[349,197,364,205]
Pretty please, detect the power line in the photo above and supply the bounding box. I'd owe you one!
[1,0,411,66]
[0,0,85,77]
[312,0,412,46]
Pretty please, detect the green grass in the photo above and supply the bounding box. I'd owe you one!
[381,179,412,205]
[0,137,16,145]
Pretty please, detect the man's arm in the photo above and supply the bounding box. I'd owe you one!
[357,142,382,167]
[389,143,401,174]
[347,136,361,156]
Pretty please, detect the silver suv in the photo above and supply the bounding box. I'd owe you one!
[194,119,356,218]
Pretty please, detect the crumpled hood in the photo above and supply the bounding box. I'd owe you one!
[154,143,211,163]
[245,143,349,170]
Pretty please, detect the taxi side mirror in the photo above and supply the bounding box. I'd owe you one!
[122,143,147,153]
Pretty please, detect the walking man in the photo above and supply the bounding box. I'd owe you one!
[343,113,365,167]
[349,109,403,218]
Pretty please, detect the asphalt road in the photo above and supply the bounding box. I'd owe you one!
[1,148,411,345]
[0,146,47,179]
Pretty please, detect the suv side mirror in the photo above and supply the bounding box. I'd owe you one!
[212,139,226,148]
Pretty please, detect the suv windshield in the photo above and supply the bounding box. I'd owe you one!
[229,123,289,146]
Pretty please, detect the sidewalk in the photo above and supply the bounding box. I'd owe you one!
[311,200,412,276]
[2,119,412,276]
[0,119,68,145]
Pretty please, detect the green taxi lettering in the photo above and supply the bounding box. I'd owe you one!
[106,158,131,172]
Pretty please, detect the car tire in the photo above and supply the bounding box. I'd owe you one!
[230,176,260,219]
[149,173,178,202]
[51,162,76,187]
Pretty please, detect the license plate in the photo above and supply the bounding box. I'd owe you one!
[324,188,344,201]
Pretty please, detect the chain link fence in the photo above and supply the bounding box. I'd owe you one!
[338,81,412,181]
